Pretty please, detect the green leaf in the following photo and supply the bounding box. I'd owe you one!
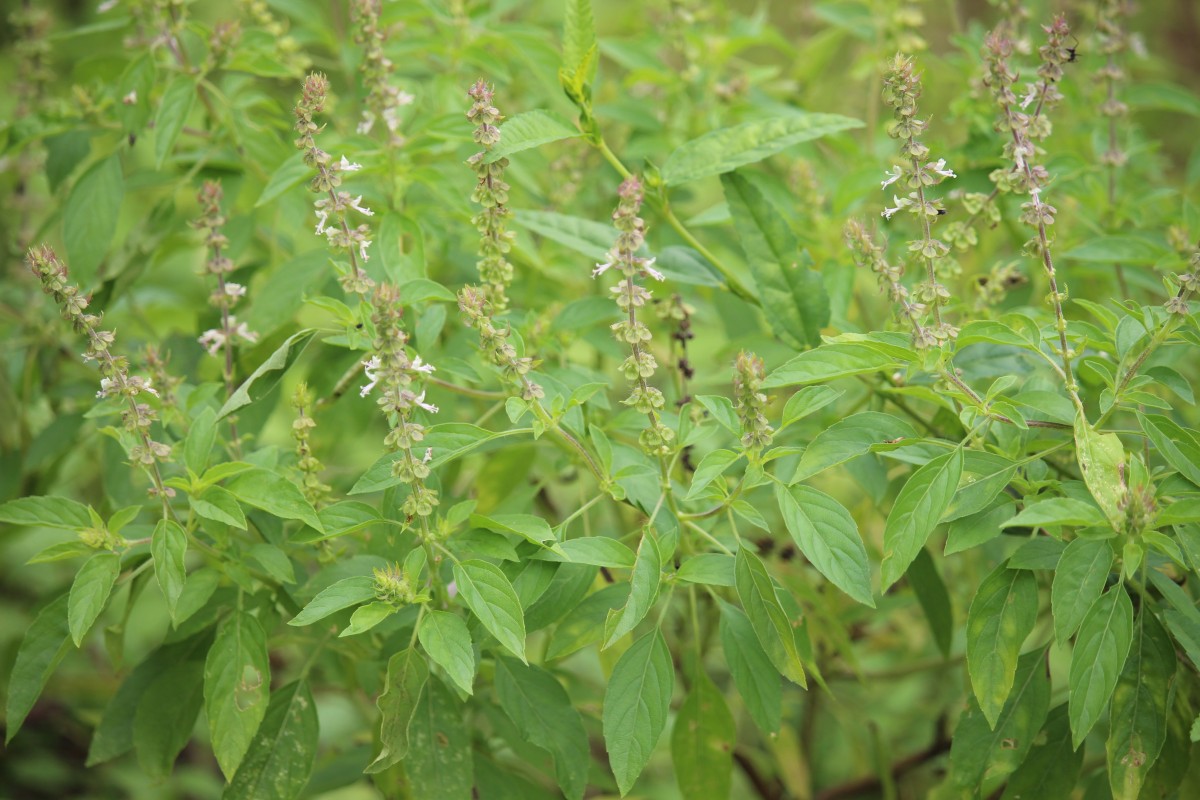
[966,564,1039,728]
[661,113,865,186]
[909,547,953,658]
[367,648,428,773]
[205,611,271,779]
[224,681,319,800]
[944,451,1019,522]
[561,0,596,82]
[1051,538,1115,645]
[734,547,806,686]
[695,395,740,435]
[604,530,663,647]
[776,483,873,606]
[764,342,906,389]
[1140,413,1200,487]
[452,560,527,662]
[417,610,476,696]
[495,657,590,800]
[484,110,582,163]
[0,495,92,529]
[1075,418,1127,530]
[1107,609,1175,799]
[27,541,94,564]
[134,659,205,778]
[1125,81,1200,116]
[63,155,124,285]
[951,649,1051,791]
[152,519,188,620]
[791,412,918,483]
[350,424,505,494]
[1069,585,1134,748]
[1001,705,1083,799]
[530,536,636,568]
[247,543,295,585]
[546,584,628,660]
[254,152,309,208]
[68,552,121,646]
[218,330,316,420]
[5,595,71,742]
[1062,236,1169,264]
[686,449,741,500]
[718,601,782,734]
[781,385,843,427]
[671,667,735,800]
[154,76,196,168]
[183,406,218,475]
[722,172,829,348]
[288,576,375,626]
[880,449,964,590]
[677,553,736,587]
[1004,497,1108,530]
[339,601,396,637]
[191,485,248,529]
[471,513,562,553]
[407,676,473,800]
[603,630,674,796]
[225,468,323,532]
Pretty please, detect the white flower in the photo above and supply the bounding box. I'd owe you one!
[396,91,415,106]
[411,355,436,374]
[592,260,613,279]
[358,238,371,263]
[641,257,665,282]
[414,391,439,414]
[348,195,374,217]
[97,377,117,398]
[339,155,363,172]
[360,356,381,397]
[233,321,258,345]
[357,112,376,135]
[98,0,118,12]
[422,447,433,464]
[122,90,138,105]
[223,283,247,298]
[198,328,225,356]
[881,166,903,189]
[882,195,905,220]
[314,207,330,235]
[1020,84,1039,110]
[930,159,956,179]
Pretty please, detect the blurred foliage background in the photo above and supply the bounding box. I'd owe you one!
[2,0,1200,797]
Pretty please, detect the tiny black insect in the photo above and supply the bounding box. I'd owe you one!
[936,208,947,215]
[1066,35,1079,63]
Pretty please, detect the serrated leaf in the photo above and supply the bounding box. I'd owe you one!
[484,110,582,163]
[205,610,271,779]
[68,552,121,646]
[367,648,428,773]
[671,667,734,800]
[1069,585,1134,748]
[966,564,1039,728]
[561,0,596,80]
[417,610,476,696]
[603,630,674,796]
[453,560,527,662]
[1107,609,1174,799]
[495,657,590,800]
[722,171,829,348]
[880,449,964,590]
[224,680,318,800]
[662,113,864,186]
[604,530,663,647]
[776,483,873,606]
[734,547,806,686]
[152,519,187,620]
[1051,538,1115,645]
[5,595,71,742]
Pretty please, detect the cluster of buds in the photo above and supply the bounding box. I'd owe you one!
[192,182,257,371]
[733,352,773,454]
[845,219,941,349]
[372,562,430,605]
[238,0,306,75]
[1165,242,1200,315]
[1096,0,1134,169]
[458,286,544,401]
[596,177,674,456]
[291,383,331,506]
[294,73,376,296]
[987,0,1031,53]
[880,54,958,348]
[352,0,414,144]
[466,81,515,311]
[27,246,173,486]
[362,284,439,519]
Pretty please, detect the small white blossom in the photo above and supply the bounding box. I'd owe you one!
[122,90,137,105]
[348,195,374,217]
[360,356,381,397]
[641,257,665,282]
[314,206,330,235]
[411,355,436,374]
[98,0,118,12]
[339,155,363,173]
[97,377,117,398]
[414,391,439,414]
[233,321,258,345]
[198,328,225,356]
[356,112,377,135]
[422,447,433,464]
[881,166,903,189]
[358,239,371,263]
[592,260,613,279]
[1020,84,1039,110]
[882,195,905,220]
[930,159,956,179]
[396,91,415,106]
[223,283,247,298]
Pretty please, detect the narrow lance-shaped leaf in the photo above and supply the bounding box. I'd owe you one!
[1069,584,1134,749]
[366,648,428,774]
[718,601,782,734]
[1107,609,1175,799]
[605,529,663,647]
[1051,537,1115,645]
[152,519,188,620]
[288,576,376,626]
[0,495,92,529]
[5,595,71,742]
[671,666,735,800]
[734,547,807,687]
[204,610,272,780]
[880,448,964,590]
[966,563,1039,728]
[68,552,122,646]
[603,630,674,796]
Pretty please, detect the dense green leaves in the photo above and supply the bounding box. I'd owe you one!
[205,611,271,779]
[776,483,873,606]
[1002,705,1083,799]
[225,469,323,532]
[966,564,1039,727]
[603,630,674,796]
[880,449,964,590]
[1069,585,1134,748]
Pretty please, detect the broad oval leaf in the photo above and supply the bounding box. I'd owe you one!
[205,611,271,780]
[5,594,71,742]
[880,448,964,590]
[1051,538,1115,645]
[604,530,663,647]
[367,648,428,773]
[225,468,323,533]
[792,411,918,483]
[718,601,782,734]
[68,552,121,646]
[966,564,1039,728]
[452,560,527,662]
[776,483,873,606]
[63,155,124,286]
[417,610,476,696]
[734,547,806,686]
[603,630,674,796]
[152,519,188,620]
[765,342,907,389]
[1069,585,1134,749]
[224,680,319,800]
[0,495,92,529]
[406,675,473,799]
[1074,418,1126,530]
[288,576,376,626]
[671,667,735,800]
